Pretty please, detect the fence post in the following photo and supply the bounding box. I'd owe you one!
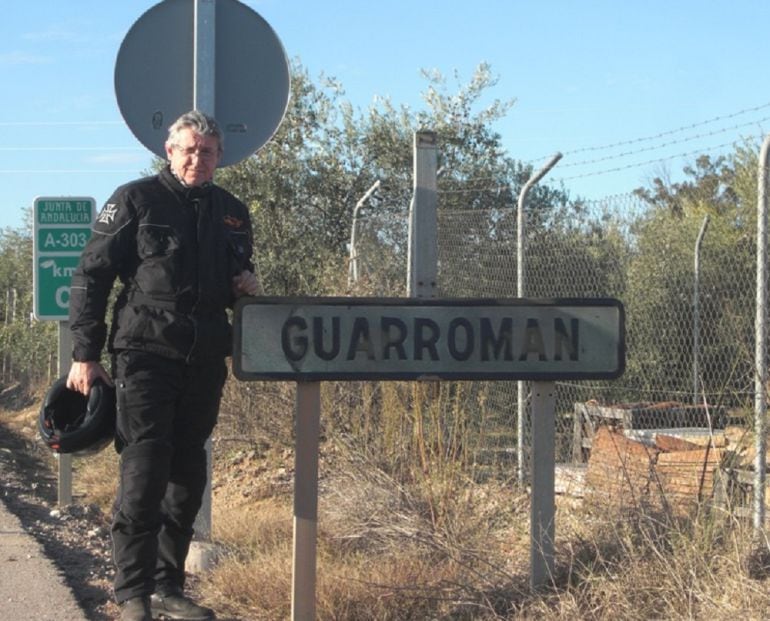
[693,214,710,404]
[348,180,381,287]
[516,153,562,484]
[754,134,770,533]
[408,131,438,299]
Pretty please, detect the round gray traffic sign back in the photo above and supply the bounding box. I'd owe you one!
[115,0,290,167]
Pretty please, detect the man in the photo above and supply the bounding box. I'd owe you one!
[67,110,260,621]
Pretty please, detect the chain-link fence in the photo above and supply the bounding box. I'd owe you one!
[351,190,759,473]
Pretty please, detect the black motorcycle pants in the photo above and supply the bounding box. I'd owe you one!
[110,350,227,604]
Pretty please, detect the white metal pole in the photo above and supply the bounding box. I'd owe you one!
[693,214,709,404]
[192,0,217,543]
[516,153,562,485]
[348,180,381,287]
[292,381,321,621]
[57,322,73,506]
[754,134,770,533]
[194,0,216,114]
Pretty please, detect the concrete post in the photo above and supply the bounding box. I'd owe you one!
[407,131,438,298]
[754,134,770,532]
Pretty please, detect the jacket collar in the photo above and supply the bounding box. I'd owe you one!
[160,165,215,200]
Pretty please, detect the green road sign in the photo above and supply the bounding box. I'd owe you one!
[33,196,96,321]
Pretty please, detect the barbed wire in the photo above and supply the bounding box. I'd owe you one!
[439,132,763,193]
[552,139,744,182]
[557,116,770,169]
[528,100,770,162]
[439,141,742,193]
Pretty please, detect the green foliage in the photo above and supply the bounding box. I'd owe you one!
[215,65,364,295]
[625,148,758,403]
[214,61,578,298]
[0,214,58,387]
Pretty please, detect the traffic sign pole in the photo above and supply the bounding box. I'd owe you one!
[194,0,216,115]
[32,197,96,507]
[190,0,217,552]
[57,324,73,507]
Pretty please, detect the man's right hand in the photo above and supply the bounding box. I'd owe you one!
[66,360,112,396]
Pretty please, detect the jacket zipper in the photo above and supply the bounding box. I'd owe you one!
[185,197,201,364]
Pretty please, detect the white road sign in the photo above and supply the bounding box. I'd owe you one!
[234,297,625,381]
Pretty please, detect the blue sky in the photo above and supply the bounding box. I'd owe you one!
[2,0,769,231]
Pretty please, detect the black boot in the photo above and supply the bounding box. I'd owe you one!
[120,596,152,621]
[150,589,215,620]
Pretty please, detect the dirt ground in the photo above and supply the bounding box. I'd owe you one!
[0,382,271,621]
[0,386,119,620]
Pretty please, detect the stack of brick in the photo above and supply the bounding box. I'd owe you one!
[654,435,725,515]
[586,426,726,515]
[585,426,659,510]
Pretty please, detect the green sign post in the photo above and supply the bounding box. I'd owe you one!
[33,196,95,321]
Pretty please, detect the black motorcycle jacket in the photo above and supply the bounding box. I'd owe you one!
[69,166,254,363]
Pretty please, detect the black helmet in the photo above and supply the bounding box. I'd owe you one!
[38,376,116,456]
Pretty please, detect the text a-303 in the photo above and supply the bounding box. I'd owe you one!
[39,230,90,251]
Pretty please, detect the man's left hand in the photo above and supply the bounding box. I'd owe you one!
[232,270,262,297]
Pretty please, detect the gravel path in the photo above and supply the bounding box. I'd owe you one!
[0,420,119,620]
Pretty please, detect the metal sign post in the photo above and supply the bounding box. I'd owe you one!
[191,0,217,549]
[32,196,95,506]
[56,324,74,506]
[530,381,556,588]
[291,382,321,620]
[234,295,626,604]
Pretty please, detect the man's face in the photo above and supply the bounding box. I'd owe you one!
[165,128,221,187]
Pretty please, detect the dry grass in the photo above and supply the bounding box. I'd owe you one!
[11,378,770,619]
[200,378,770,619]
[199,440,770,621]
[71,445,119,512]
[517,505,770,620]
[0,392,118,514]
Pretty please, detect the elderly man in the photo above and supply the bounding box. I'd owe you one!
[67,110,259,621]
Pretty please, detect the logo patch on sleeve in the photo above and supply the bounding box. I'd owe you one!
[223,215,243,229]
[97,203,119,225]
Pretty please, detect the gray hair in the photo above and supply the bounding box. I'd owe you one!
[167,110,224,153]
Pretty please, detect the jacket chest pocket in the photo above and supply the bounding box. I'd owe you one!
[137,224,179,258]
